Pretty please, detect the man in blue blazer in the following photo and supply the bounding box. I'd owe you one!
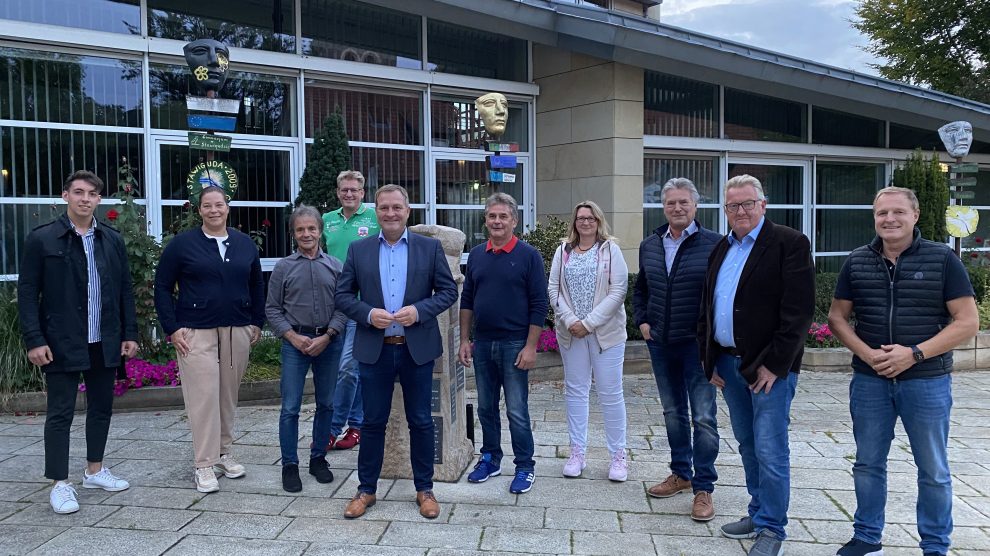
[335,184,458,520]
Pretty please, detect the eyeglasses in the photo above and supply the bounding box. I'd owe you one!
[339,188,363,195]
[724,200,761,213]
[575,216,598,223]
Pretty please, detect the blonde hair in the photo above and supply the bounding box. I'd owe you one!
[724,174,766,200]
[567,200,613,247]
[874,186,919,212]
[337,170,365,187]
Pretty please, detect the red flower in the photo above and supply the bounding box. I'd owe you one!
[106,209,119,221]
[972,253,979,258]
[183,201,191,209]
[261,218,272,228]
[977,237,984,244]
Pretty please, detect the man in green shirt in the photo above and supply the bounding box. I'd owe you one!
[323,170,380,450]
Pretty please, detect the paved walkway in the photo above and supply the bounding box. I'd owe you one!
[0,371,988,555]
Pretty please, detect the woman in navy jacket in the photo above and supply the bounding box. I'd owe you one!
[154,186,264,493]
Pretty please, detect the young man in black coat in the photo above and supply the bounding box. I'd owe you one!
[18,170,138,514]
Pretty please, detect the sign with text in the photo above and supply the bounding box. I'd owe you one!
[489,170,516,183]
[188,132,232,152]
[489,155,518,169]
[485,141,519,152]
[188,114,237,132]
[186,96,241,114]
[953,190,976,200]
[950,177,978,188]
[950,163,979,174]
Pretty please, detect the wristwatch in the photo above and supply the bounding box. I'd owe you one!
[911,345,925,363]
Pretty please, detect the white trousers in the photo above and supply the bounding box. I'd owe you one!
[560,335,627,455]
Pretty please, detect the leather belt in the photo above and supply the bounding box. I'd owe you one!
[719,345,742,358]
[383,335,406,345]
[293,325,330,335]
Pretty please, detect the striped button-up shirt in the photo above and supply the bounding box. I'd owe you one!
[69,219,101,343]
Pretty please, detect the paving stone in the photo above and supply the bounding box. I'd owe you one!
[277,517,386,543]
[478,526,570,553]
[21,483,115,505]
[165,535,307,556]
[619,511,715,536]
[386,477,518,507]
[190,491,293,515]
[543,507,620,532]
[181,511,293,539]
[0,500,31,521]
[95,506,199,531]
[449,503,544,528]
[104,440,191,461]
[16,438,133,458]
[114,427,190,442]
[237,431,283,446]
[951,526,990,550]
[0,481,46,502]
[573,530,655,555]
[1,502,120,527]
[515,477,651,512]
[0,424,45,437]
[101,486,205,509]
[303,545,424,556]
[651,534,747,555]
[210,463,349,499]
[107,458,196,488]
[799,518,918,547]
[0,455,56,482]
[28,527,182,555]
[379,521,482,550]
[0,434,43,454]
[827,488,989,526]
[0,524,67,554]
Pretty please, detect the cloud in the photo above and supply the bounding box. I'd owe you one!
[658,0,883,75]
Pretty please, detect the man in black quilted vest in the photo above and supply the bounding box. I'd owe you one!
[828,186,978,556]
[633,177,722,522]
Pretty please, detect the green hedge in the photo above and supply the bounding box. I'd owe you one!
[814,272,839,324]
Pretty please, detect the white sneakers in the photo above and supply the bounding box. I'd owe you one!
[50,481,79,514]
[608,450,628,482]
[214,454,246,479]
[195,467,220,493]
[562,446,586,478]
[82,467,130,492]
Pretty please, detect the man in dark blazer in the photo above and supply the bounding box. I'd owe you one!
[698,174,814,556]
[335,184,458,520]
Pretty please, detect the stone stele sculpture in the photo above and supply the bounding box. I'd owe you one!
[183,39,230,95]
[475,92,508,138]
[938,120,973,158]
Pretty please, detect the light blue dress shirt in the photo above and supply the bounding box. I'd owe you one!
[662,220,697,273]
[713,217,765,348]
[377,229,409,337]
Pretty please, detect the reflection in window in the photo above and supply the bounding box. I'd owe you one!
[431,97,528,150]
[643,156,718,204]
[349,147,424,204]
[159,146,290,202]
[816,255,847,273]
[0,0,140,34]
[889,123,943,151]
[644,71,718,138]
[437,209,524,254]
[816,162,884,205]
[150,63,294,136]
[435,160,523,207]
[301,0,421,69]
[815,209,875,253]
[644,207,719,236]
[0,47,142,127]
[147,0,295,53]
[0,127,142,198]
[1,204,128,274]
[728,164,803,205]
[427,20,527,82]
[812,108,884,148]
[765,208,803,232]
[725,89,807,143]
[163,205,291,259]
[304,84,421,144]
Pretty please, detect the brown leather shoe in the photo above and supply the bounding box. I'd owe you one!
[416,490,440,519]
[691,491,715,521]
[647,474,692,498]
[343,492,376,519]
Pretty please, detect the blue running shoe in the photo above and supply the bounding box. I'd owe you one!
[509,470,535,494]
[467,453,501,483]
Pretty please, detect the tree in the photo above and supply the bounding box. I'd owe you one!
[854,0,990,104]
[295,110,351,212]
[892,149,949,242]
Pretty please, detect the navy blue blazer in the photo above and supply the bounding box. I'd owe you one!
[335,230,458,366]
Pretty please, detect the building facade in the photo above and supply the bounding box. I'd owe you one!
[1,0,989,277]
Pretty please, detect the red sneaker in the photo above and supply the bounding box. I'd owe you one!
[334,428,360,450]
[319,435,336,452]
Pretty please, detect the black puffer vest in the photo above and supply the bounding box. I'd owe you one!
[845,229,954,379]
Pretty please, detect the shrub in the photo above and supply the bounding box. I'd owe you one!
[523,215,569,325]
[295,109,351,213]
[892,149,949,242]
[0,284,44,407]
[625,272,643,341]
[814,272,839,323]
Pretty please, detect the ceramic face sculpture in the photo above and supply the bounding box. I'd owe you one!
[475,92,508,137]
[183,39,230,94]
[938,120,973,158]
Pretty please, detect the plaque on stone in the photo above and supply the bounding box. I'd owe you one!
[457,363,466,390]
[431,378,441,413]
[433,416,444,464]
[450,383,457,425]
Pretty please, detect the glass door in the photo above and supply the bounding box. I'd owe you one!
[726,158,811,236]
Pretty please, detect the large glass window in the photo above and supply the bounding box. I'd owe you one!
[814,161,886,272]
[728,162,806,234]
[961,169,990,250]
[812,107,884,148]
[0,0,140,34]
[644,71,718,138]
[304,84,421,145]
[642,155,720,236]
[1,204,123,275]
[725,89,807,143]
[350,147,424,204]
[435,159,525,253]
[147,0,295,53]
[301,0,421,69]
[150,63,294,137]
[0,47,142,127]
[427,20,527,82]
[431,96,528,151]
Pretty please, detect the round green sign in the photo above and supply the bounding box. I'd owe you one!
[186,160,238,203]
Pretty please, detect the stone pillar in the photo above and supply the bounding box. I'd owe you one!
[379,224,473,482]
[533,44,645,271]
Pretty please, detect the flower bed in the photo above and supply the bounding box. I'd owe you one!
[79,358,179,396]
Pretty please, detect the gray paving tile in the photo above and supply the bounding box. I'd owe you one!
[478,526,570,553]
[448,503,544,528]
[0,434,43,454]
[1,502,120,527]
[165,535,307,556]
[543,507,620,532]
[190,491,293,515]
[277,517,386,543]
[0,481,46,502]
[620,512,715,536]
[304,545,423,556]
[515,477,652,512]
[0,524,67,554]
[379,521,482,550]
[95,506,199,531]
[651,533,747,555]
[28,527,182,556]
[181,511,293,539]
[101,486,205,509]
[573,530,655,555]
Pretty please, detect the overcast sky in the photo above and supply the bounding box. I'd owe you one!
[657,0,884,76]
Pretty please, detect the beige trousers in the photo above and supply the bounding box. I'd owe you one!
[177,326,252,468]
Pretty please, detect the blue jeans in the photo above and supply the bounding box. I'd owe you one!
[647,339,719,492]
[330,320,362,437]
[850,372,953,554]
[717,354,797,539]
[278,332,343,465]
[474,339,535,473]
[357,343,435,494]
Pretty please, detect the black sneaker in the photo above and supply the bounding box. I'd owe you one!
[837,538,883,556]
[308,456,334,484]
[282,464,302,493]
